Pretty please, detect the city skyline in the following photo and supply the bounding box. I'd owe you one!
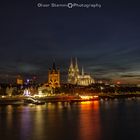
[0,0,140,84]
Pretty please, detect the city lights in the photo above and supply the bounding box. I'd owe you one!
[79,95,99,100]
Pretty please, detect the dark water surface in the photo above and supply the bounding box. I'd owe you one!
[0,99,140,140]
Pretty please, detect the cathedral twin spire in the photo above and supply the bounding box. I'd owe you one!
[68,58,79,74]
[68,58,94,85]
[75,58,79,73]
[69,58,74,71]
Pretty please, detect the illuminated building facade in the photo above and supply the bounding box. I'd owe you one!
[68,58,94,86]
[48,62,60,88]
[16,75,23,85]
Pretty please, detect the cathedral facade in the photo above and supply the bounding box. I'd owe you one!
[68,58,94,86]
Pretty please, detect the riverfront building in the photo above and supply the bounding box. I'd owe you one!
[16,75,23,85]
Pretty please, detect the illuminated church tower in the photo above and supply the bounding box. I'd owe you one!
[68,58,95,86]
[68,58,75,84]
[68,58,80,84]
[75,58,79,76]
[48,62,60,88]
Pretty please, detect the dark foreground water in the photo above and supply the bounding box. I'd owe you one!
[0,99,140,140]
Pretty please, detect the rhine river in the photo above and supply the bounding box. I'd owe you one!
[0,99,140,140]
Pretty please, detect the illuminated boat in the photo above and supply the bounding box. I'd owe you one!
[24,97,45,105]
[70,95,99,102]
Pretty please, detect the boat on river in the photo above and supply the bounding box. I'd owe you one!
[23,97,45,105]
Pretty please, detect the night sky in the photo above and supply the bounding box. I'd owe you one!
[0,0,140,83]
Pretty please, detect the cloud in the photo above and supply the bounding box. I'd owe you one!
[120,75,140,78]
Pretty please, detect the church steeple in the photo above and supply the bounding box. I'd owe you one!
[69,58,74,70]
[75,57,79,74]
[48,61,60,88]
[68,58,75,84]
[82,66,84,76]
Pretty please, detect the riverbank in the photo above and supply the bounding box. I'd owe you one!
[0,93,140,105]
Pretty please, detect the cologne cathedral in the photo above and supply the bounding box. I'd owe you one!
[68,58,95,86]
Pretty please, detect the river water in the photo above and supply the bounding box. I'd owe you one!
[0,99,140,140]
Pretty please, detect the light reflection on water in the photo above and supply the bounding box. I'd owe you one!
[0,100,140,140]
[79,101,101,140]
